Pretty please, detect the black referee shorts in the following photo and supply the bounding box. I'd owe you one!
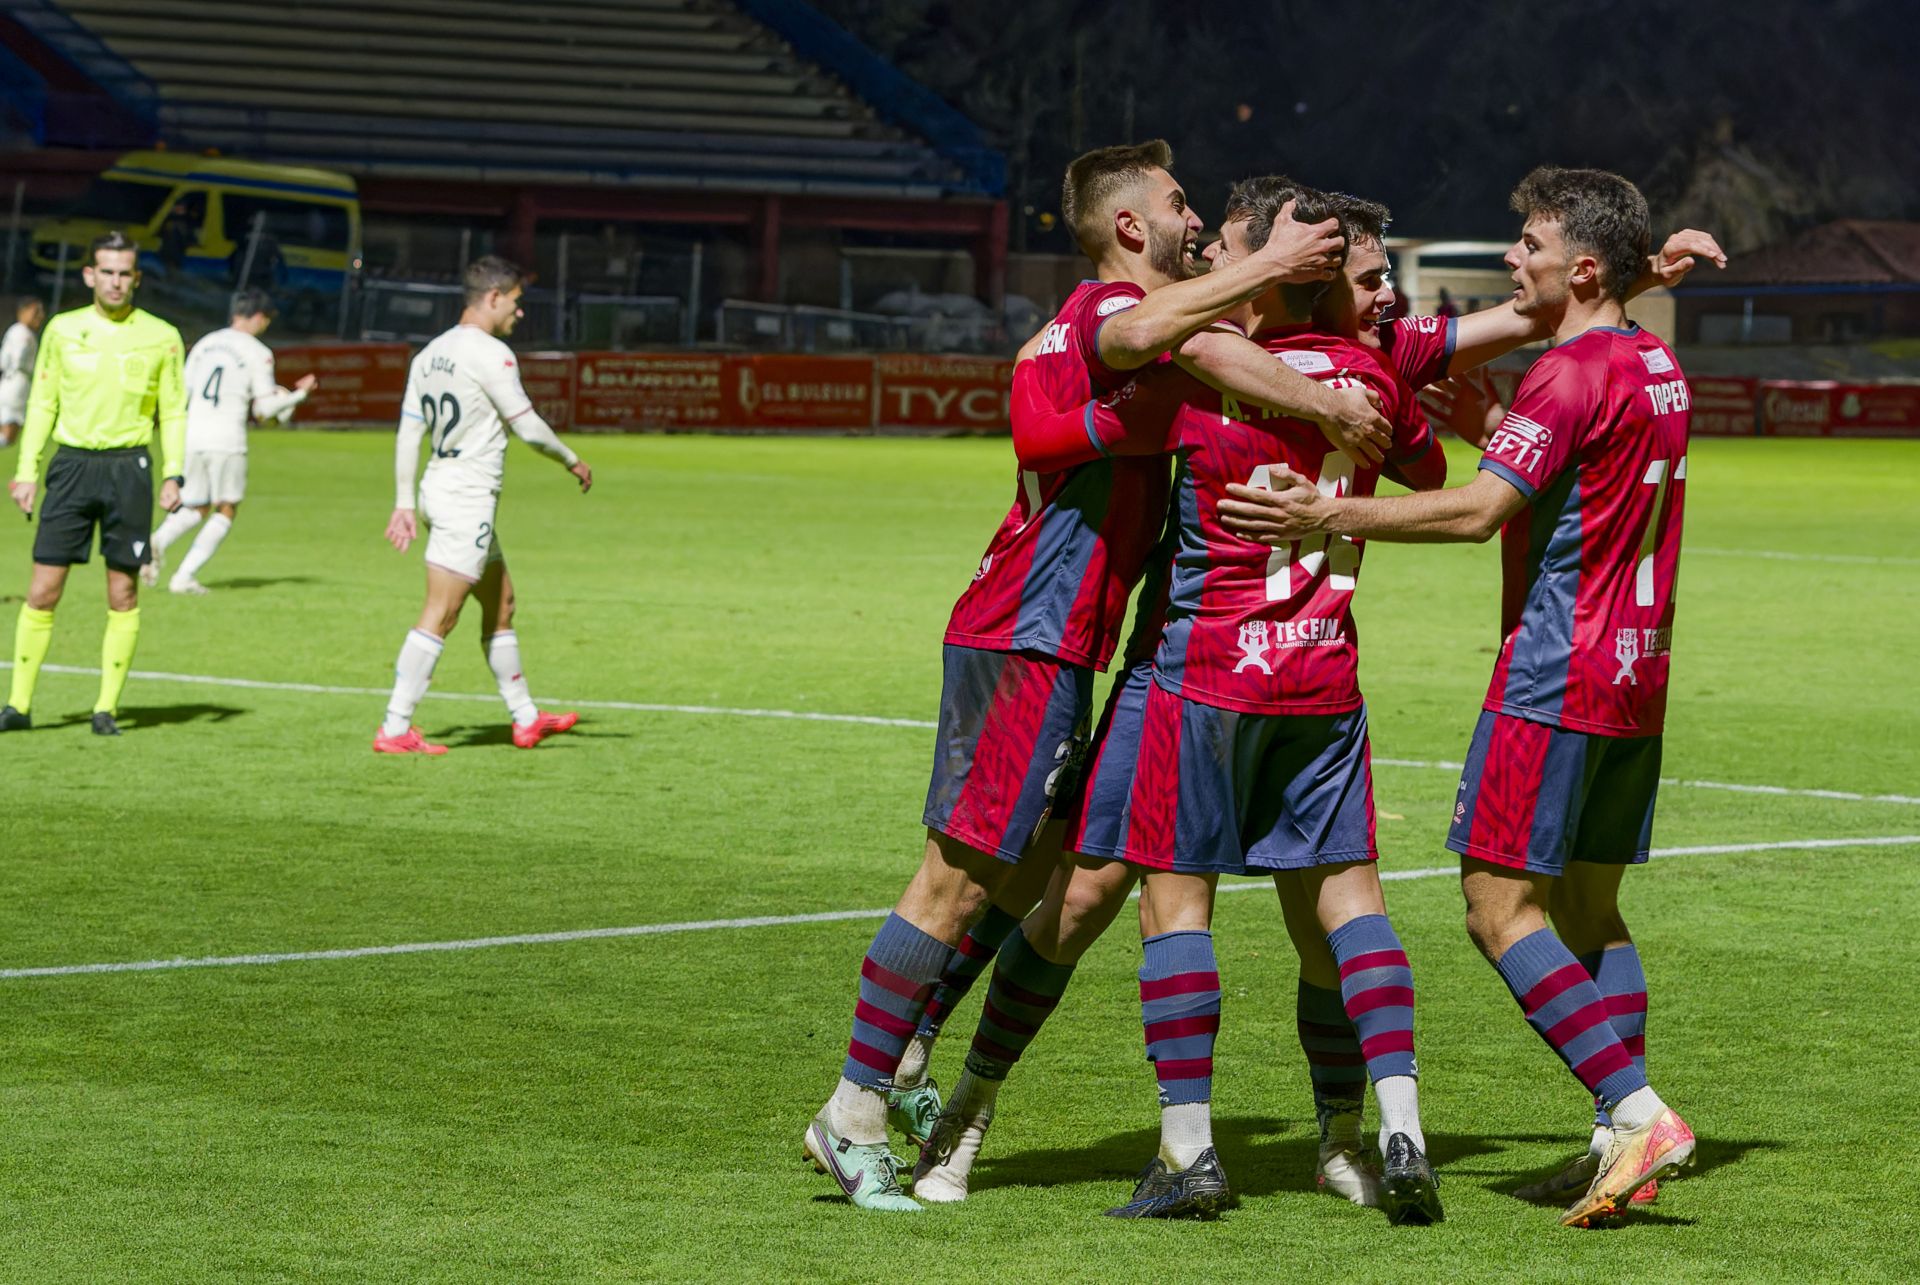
[33,445,155,571]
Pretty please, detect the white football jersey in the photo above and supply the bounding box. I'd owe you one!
[0,321,36,415]
[402,324,544,496]
[184,326,277,453]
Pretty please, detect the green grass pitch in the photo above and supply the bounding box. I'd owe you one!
[1,431,1916,1281]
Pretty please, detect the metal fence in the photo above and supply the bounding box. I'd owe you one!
[356,280,682,349]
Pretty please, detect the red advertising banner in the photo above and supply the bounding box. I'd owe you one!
[1758,381,1836,436]
[1828,383,1920,437]
[873,354,1013,430]
[1690,376,1757,436]
[516,352,577,432]
[722,354,874,430]
[573,352,724,429]
[275,343,410,424]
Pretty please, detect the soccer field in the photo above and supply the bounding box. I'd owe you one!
[1,431,1916,1281]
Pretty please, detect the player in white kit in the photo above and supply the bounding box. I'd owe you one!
[146,289,316,593]
[1,296,47,447]
[375,256,592,755]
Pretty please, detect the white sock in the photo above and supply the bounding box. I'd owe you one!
[1590,1122,1614,1157]
[948,1067,1002,1118]
[893,1032,936,1091]
[485,630,537,727]
[1373,1075,1425,1155]
[1608,1085,1666,1133]
[151,507,201,555]
[1159,1101,1212,1170]
[381,628,443,737]
[175,513,232,581]
[826,1075,888,1145]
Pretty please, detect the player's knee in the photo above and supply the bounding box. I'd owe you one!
[1462,899,1512,962]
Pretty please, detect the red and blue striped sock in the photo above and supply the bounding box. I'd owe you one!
[1140,930,1220,1107]
[1328,914,1417,1082]
[918,903,1022,1039]
[1495,928,1647,1110]
[842,913,954,1091]
[1297,978,1367,1129]
[963,928,1078,1080]
[1581,944,1649,1127]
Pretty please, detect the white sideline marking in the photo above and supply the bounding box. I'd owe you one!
[1689,547,1920,567]
[2,834,1914,982]
[8,662,1917,806]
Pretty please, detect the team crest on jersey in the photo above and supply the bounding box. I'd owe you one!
[1612,627,1641,686]
[1233,621,1274,674]
[1095,295,1139,317]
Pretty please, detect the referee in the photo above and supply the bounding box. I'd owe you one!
[3,230,186,736]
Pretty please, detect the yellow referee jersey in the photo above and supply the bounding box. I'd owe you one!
[13,305,187,483]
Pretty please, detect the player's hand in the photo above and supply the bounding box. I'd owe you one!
[1420,371,1505,449]
[159,477,182,513]
[1219,471,1331,545]
[8,479,33,516]
[1314,384,1392,466]
[385,507,417,552]
[1253,200,1343,284]
[294,373,319,392]
[1643,229,1727,291]
[569,460,592,493]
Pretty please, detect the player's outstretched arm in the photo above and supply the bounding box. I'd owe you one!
[1098,201,1342,372]
[1220,467,1527,546]
[1174,327,1393,465]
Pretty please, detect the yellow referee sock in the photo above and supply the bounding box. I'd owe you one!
[96,607,140,715]
[9,605,56,714]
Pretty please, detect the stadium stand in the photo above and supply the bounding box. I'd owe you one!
[2,0,999,199]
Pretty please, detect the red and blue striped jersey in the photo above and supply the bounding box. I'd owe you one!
[943,280,1171,671]
[1092,327,1436,715]
[1478,324,1690,736]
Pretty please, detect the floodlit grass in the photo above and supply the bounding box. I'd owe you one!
[1,432,1916,1280]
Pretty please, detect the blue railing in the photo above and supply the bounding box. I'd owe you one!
[728,0,1004,197]
[0,0,158,135]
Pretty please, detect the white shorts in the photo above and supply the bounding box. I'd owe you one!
[182,449,248,506]
[0,374,27,425]
[420,476,501,582]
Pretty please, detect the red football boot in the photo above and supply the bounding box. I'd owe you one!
[512,710,579,748]
[373,726,448,755]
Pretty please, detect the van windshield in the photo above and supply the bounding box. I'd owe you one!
[68,178,175,227]
[222,194,351,252]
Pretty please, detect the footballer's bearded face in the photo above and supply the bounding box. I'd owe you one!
[1137,169,1205,282]
[1507,216,1572,318]
[1322,240,1394,345]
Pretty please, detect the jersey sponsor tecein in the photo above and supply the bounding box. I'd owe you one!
[1477,324,1689,737]
[943,280,1170,672]
[1096,329,1434,716]
[184,327,275,453]
[404,325,538,497]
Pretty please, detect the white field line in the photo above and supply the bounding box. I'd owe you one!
[1689,547,1920,567]
[1,834,1914,982]
[9,661,1918,807]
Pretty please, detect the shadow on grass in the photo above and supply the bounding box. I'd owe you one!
[52,703,247,729]
[974,1115,1514,1201]
[204,575,318,592]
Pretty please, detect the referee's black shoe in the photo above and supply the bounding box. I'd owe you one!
[0,705,29,732]
[91,711,122,737]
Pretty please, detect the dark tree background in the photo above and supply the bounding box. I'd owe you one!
[813,0,1920,252]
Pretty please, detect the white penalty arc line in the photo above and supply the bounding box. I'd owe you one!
[8,662,1919,806]
[2,834,1915,983]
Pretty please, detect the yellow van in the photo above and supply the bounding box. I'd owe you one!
[31,150,360,292]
